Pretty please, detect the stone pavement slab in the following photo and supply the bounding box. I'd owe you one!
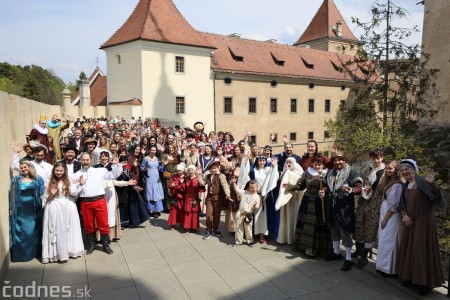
[1,211,448,299]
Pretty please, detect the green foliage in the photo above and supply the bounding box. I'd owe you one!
[0,61,66,105]
[75,71,88,92]
[327,0,439,172]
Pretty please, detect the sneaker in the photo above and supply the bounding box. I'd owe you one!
[213,230,223,237]
[324,253,343,261]
[341,259,352,271]
[202,231,213,240]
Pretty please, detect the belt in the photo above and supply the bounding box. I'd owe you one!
[79,194,105,202]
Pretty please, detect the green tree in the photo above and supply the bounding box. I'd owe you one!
[327,0,439,168]
[0,62,65,105]
[75,71,88,92]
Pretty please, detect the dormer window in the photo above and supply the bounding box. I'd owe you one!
[228,47,243,62]
[359,65,371,76]
[301,57,314,69]
[270,52,285,66]
[331,60,343,73]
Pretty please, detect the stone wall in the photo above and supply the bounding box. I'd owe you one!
[0,92,61,280]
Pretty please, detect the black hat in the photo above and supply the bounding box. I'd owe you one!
[186,132,196,139]
[63,140,79,155]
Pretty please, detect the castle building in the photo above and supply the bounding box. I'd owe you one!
[422,0,450,125]
[101,0,365,147]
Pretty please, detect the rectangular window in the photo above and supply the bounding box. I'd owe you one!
[175,97,185,114]
[250,135,257,144]
[175,56,185,73]
[224,97,233,114]
[270,98,277,113]
[308,131,314,140]
[340,100,346,107]
[325,99,331,113]
[249,97,257,114]
[290,132,297,142]
[324,130,330,139]
[290,98,297,113]
[308,99,315,113]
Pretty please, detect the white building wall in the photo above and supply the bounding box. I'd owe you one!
[105,42,144,103]
[104,41,215,132]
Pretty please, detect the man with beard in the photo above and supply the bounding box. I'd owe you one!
[80,138,100,166]
[73,153,122,255]
[11,145,53,185]
[58,141,83,225]
[28,114,52,163]
[47,114,71,161]
[11,143,34,164]
[319,153,362,271]
[58,140,81,177]
[274,143,301,173]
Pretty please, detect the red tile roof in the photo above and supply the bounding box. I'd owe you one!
[294,0,357,45]
[108,98,143,105]
[90,75,107,106]
[71,68,107,106]
[101,0,214,49]
[202,33,368,82]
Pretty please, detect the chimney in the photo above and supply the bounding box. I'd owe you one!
[79,79,91,106]
[336,20,342,37]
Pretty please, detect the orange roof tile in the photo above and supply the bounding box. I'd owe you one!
[202,33,368,82]
[101,0,214,49]
[294,0,357,45]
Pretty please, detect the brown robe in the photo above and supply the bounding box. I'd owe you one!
[396,185,444,288]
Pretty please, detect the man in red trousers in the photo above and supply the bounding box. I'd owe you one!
[74,153,122,254]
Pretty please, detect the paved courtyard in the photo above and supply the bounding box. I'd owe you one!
[2,212,448,300]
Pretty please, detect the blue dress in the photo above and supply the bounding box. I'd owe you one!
[140,156,164,212]
[9,178,44,262]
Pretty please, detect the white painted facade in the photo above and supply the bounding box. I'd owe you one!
[103,40,215,131]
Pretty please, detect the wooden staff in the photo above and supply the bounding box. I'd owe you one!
[319,171,326,223]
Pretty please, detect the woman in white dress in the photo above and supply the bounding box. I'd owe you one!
[42,163,84,263]
[249,156,275,243]
[376,161,403,276]
[275,157,304,245]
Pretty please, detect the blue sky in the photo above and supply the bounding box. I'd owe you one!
[0,0,424,84]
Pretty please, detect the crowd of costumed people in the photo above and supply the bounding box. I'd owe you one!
[9,114,447,296]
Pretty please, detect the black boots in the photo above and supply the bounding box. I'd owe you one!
[356,248,370,268]
[101,234,113,254]
[352,242,363,258]
[86,233,96,255]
